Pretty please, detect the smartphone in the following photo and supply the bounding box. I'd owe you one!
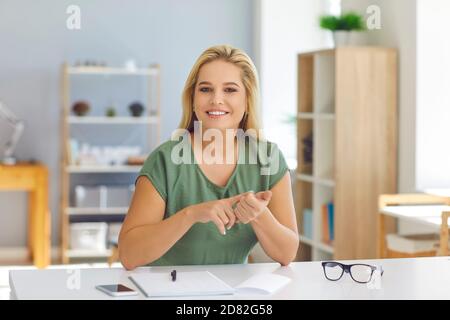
[96,284,138,297]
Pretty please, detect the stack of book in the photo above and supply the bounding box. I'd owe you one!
[321,202,334,244]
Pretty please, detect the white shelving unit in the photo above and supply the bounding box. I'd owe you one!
[296,173,335,187]
[66,165,142,173]
[296,47,397,261]
[296,49,335,261]
[65,249,113,259]
[67,116,159,124]
[65,207,129,215]
[297,112,335,120]
[60,63,161,263]
[67,66,158,76]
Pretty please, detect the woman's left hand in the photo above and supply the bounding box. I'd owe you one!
[233,191,272,224]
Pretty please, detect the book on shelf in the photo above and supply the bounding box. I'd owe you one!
[328,202,334,241]
[321,201,334,245]
[302,208,313,239]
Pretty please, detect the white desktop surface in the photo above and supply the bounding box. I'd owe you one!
[9,256,450,300]
[381,205,450,228]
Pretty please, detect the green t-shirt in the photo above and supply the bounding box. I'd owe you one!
[136,132,289,266]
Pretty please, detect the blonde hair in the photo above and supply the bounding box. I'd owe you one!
[179,44,263,139]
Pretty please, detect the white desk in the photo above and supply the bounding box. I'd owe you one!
[379,205,450,256]
[380,205,450,228]
[9,256,450,299]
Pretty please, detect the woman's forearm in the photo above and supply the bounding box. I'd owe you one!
[119,207,194,270]
[250,208,299,266]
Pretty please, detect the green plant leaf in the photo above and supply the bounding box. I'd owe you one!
[319,11,365,31]
[341,12,365,31]
[319,15,339,31]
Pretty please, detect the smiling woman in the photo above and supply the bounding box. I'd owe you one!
[180,45,261,138]
[118,45,299,270]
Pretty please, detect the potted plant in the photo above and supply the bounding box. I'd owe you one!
[128,102,144,117]
[105,106,116,117]
[319,12,365,46]
[72,101,90,116]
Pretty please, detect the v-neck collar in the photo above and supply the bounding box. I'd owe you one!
[187,132,242,190]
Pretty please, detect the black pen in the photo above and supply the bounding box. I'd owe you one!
[171,270,177,282]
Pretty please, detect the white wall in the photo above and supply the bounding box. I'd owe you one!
[416,0,450,189]
[257,0,331,166]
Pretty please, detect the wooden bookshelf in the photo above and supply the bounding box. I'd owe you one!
[296,47,397,261]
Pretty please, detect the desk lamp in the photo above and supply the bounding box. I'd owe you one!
[0,101,24,165]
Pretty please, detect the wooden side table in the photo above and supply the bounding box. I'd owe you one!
[0,164,50,268]
[377,193,450,258]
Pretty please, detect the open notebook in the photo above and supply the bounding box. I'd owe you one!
[128,271,291,298]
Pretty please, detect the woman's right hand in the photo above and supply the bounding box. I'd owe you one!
[186,195,242,235]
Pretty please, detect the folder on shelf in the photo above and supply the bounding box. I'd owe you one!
[303,208,313,239]
[321,202,335,244]
[322,204,329,243]
[328,202,334,241]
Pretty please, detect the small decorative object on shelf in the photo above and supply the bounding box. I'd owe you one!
[105,106,116,117]
[128,101,144,117]
[127,155,146,166]
[72,101,90,116]
[319,12,365,46]
[302,132,313,164]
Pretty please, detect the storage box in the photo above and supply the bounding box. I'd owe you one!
[70,222,108,251]
[74,185,133,208]
[75,185,107,208]
[108,222,122,246]
[386,233,443,254]
[106,185,134,207]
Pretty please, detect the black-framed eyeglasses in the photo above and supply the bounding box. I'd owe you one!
[321,261,384,284]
